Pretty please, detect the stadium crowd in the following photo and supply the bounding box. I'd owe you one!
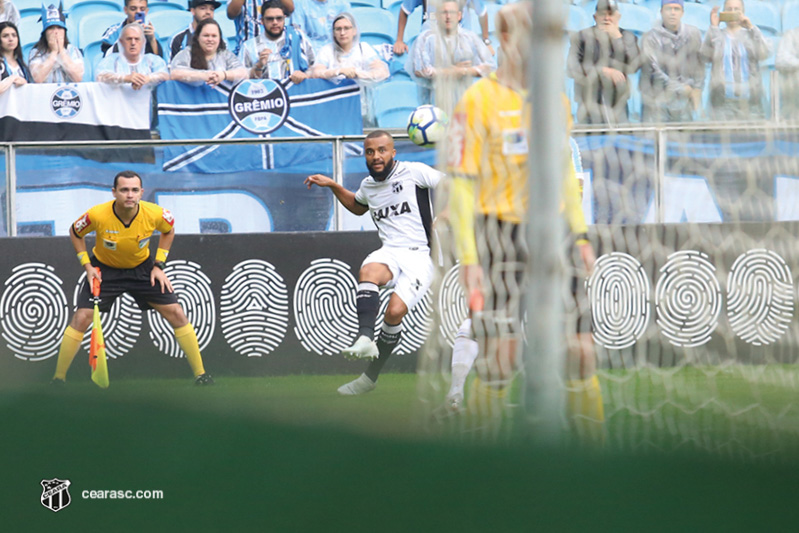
[1,0,799,127]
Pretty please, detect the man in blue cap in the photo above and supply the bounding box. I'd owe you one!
[640,0,705,122]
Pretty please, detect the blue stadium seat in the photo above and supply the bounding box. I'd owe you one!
[351,0,382,8]
[18,15,42,48]
[147,0,188,13]
[682,2,712,33]
[149,10,193,43]
[784,1,799,33]
[567,4,592,33]
[82,40,105,81]
[627,69,642,122]
[351,7,396,47]
[746,0,781,36]
[403,7,423,43]
[217,10,236,42]
[64,0,123,46]
[372,79,420,128]
[77,11,125,49]
[617,3,656,36]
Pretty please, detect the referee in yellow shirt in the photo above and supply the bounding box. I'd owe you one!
[52,170,213,385]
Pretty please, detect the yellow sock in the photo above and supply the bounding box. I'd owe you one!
[174,323,205,377]
[566,375,605,446]
[53,326,85,380]
[466,377,510,438]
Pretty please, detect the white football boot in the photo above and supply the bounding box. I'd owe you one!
[337,373,377,395]
[341,335,379,360]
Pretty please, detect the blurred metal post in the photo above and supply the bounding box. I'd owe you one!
[5,145,15,237]
[332,137,345,231]
[655,129,667,224]
[524,0,566,445]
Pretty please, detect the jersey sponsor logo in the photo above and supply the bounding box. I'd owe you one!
[138,237,150,249]
[228,79,289,134]
[74,213,91,234]
[162,208,175,226]
[502,128,528,156]
[448,111,466,169]
[372,201,411,223]
[103,239,117,251]
[50,86,82,119]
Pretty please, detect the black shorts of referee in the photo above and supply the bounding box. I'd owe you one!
[77,256,179,312]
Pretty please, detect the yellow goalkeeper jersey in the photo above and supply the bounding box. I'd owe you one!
[447,73,587,265]
[72,200,175,269]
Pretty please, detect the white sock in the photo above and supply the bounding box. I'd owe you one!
[448,319,478,398]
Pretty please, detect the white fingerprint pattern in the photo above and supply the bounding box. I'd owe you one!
[293,259,358,356]
[220,260,289,357]
[0,263,68,361]
[74,273,141,359]
[148,261,215,358]
[438,264,467,347]
[656,251,721,347]
[727,249,794,346]
[588,252,650,349]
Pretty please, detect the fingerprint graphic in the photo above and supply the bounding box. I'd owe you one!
[587,252,650,349]
[377,288,434,355]
[294,258,358,355]
[220,260,289,357]
[438,264,468,347]
[727,249,794,346]
[0,263,68,361]
[655,251,721,347]
[148,261,215,358]
[74,274,141,359]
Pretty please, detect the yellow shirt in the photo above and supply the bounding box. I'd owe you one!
[447,74,587,265]
[72,200,175,269]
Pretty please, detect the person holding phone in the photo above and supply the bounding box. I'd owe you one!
[701,0,770,120]
[28,3,83,83]
[100,0,163,57]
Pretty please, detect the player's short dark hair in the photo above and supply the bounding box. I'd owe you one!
[365,130,393,142]
[261,0,287,16]
[113,170,142,189]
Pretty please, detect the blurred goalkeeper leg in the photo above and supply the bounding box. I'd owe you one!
[566,332,605,446]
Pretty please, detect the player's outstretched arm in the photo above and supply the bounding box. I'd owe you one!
[305,174,368,215]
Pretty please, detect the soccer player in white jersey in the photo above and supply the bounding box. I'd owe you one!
[305,130,442,395]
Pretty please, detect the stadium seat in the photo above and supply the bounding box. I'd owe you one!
[627,69,642,122]
[64,0,123,46]
[383,0,404,17]
[351,0,382,8]
[149,10,193,46]
[746,0,781,36]
[18,15,42,48]
[682,2,712,33]
[784,1,799,33]
[372,80,421,128]
[82,40,105,81]
[147,0,188,13]
[77,11,125,49]
[403,7,423,44]
[567,4,593,33]
[351,7,396,47]
[217,11,236,42]
[617,3,656,36]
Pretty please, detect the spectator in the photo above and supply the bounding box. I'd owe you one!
[171,19,248,86]
[169,0,221,60]
[777,25,799,120]
[394,0,493,57]
[407,0,491,111]
[701,0,770,120]
[0,21,28,93]
[100,0,163,58]
[227,0,295,55]
[96,24,168,90]
[640,0,704,122]
[311,13,388,125]
[567,0,640,124]
[239,0,314,84]
[290,0,351,53]
[29,3,83,83]
[0,1,19,25]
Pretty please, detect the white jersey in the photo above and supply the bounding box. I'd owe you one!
[355,161,442,251]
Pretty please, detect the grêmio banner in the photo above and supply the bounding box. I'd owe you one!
[156,78,363,173]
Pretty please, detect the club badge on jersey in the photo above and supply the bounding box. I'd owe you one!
[502,128,528,156]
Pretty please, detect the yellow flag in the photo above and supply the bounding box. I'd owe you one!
[89,270,109,389]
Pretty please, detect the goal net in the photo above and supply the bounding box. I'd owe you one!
[416,0,799,460]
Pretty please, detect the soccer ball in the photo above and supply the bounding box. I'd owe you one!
[407,105,448,147]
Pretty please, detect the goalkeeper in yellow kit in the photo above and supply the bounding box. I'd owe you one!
[446,2,604,442]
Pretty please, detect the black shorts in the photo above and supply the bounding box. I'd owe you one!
[77,257,179,312]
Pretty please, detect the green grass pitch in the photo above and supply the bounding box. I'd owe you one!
[3,371,799,531]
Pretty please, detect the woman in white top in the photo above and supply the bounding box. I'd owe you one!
[170,19,248,86]
[310,13,388,126]
[0,21,28,94]
[28,5,83,83]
